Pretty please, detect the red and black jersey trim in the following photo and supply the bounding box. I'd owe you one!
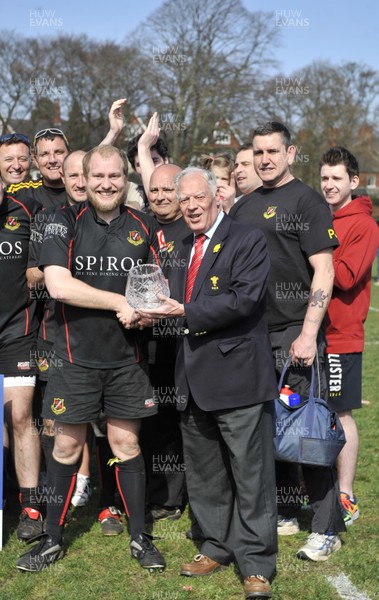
[7,195,32,219]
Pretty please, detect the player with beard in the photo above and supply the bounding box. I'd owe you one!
[16,145,166,573]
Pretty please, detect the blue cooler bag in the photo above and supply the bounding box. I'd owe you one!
[272,357,346,467]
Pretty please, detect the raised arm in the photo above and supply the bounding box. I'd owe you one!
[99,98,127,146]
[137,112,160,195]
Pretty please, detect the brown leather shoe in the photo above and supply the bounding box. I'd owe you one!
[244,575,272,598]
[180,553,225,576]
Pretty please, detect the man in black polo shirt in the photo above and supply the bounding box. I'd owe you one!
[16,145,166,573]
[230,122,345,562]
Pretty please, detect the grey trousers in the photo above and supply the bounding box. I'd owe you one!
[181,400,278,580]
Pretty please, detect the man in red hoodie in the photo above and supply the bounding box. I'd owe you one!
[320,147,379,526]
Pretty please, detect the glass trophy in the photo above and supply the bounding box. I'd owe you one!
[125,264,170,309]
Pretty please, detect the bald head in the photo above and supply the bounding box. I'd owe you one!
[62,150,87,204]
[149,164,182,223]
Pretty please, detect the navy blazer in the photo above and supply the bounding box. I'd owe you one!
[171,214,278,412]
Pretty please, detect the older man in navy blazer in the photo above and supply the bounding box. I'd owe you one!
[138,167,278,599]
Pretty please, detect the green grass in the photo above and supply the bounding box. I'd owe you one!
[1,281,378,600]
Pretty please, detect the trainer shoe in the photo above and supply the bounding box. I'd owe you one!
[130,533,166,572]
[340,492,359,526]
[99,506,123,536]
[145,504,182,524]
[16,534,64,572]
[277,516,300,536]
[71,474,92,508]
[244,575,272,598]
[297,532,341,562]
[17,508,43,541]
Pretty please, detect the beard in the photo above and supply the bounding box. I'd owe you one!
[87,188,126,214]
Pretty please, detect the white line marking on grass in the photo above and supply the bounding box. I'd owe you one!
[369,306,379,312]
[365,340,379,345]
[326,573,372,600]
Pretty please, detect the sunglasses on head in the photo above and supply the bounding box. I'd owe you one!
[34,128,69,148]
[0,133,31,146]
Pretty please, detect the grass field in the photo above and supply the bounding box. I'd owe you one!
[1,280,378,600]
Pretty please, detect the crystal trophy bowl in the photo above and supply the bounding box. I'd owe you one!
[125,264,170,310]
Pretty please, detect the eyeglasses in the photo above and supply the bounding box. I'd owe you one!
[34,128,70,148]
[0,133,31,146]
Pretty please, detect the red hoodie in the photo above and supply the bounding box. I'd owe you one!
[326,196,379,353]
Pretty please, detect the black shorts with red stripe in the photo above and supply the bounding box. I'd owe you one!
[42,358,157,423]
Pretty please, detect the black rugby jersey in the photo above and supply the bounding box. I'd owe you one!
[147,216,190,365]
[158,216,190,279]
[0,194,41,343]
[28,206,70,346]
[39,202,164,368]
[7,178,67,211]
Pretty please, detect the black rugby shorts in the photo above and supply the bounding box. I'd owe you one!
[42,358,157,422]
[0,333,38,377]
[326,352,362,412]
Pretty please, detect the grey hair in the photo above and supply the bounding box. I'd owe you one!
[174,167,217,198]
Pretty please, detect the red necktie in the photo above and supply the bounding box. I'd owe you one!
[185,234,207,303]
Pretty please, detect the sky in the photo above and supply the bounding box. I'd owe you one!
[4,0,379,74]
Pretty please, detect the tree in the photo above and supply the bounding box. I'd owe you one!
[30,97,56,133]
[0,33,57,134]
[255,61,379,188]
[65,98,89,150]
[131,0,281,162]
[49,35,149,148]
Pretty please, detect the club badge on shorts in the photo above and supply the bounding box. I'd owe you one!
[38,358,49,372]
[51,397,66,415]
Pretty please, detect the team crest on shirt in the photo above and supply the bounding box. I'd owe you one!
[210,276,219,290]
[263,206,277,219]
[38,358,49,372]
[5,216,20,230]
[164,240,175,253]
[51,398,66,415]
[127,230,144,246]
